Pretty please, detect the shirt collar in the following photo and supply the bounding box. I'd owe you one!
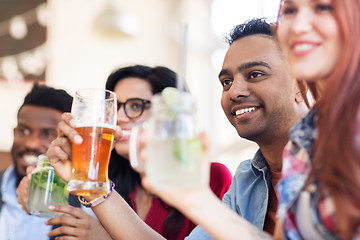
[251,149,269,174]
[1,166,20,208]
[289,106,318,154]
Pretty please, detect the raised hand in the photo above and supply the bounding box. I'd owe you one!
[46,112,78,182]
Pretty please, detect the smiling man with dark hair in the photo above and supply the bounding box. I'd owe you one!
[0,83,73,240]
[182,18,308,239]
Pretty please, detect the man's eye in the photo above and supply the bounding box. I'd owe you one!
[221,79,232,87]
[16,127,30,136]
[249,72,264,79]
[42,130,57,139]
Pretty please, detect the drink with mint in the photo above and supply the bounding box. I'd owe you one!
[27,154,69,218]
[144,88,207,189]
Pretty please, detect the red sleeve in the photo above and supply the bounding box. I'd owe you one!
[209,162,232,200]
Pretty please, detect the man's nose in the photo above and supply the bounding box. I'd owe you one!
[229,77,250,100]
[24,133,43,150]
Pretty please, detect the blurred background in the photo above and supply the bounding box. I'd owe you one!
[0,0,280,173]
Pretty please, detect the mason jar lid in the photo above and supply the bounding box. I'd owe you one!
[36,154,52,168]
[151,91,196,114]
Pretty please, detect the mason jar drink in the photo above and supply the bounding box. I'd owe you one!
[67,89,117,197]
[130,88,207,190]
[27,154,68,218]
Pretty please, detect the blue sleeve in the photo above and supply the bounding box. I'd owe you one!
[185,225,214,240]
[185,173,233,240]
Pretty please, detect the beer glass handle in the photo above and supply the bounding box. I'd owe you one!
[129,123,144,172]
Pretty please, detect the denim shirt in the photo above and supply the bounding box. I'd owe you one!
[0,166,51,240]
[185,150,270,240]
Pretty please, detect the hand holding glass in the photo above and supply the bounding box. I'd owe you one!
[67,89,117,197]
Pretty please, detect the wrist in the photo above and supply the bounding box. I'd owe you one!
[176,186,213,213]
[78,180,115,208]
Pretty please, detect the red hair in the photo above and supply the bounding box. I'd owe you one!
[314,0,360,238]
[278,0,360,238]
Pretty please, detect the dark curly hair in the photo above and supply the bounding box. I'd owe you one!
[225,18,275,45]
[19,82,73,115]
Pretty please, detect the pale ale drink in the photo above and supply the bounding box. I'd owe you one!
[68,126,115,196]
[69,89,117,197]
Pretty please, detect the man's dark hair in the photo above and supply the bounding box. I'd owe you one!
[19,83,73,114]
[225,18,275,45]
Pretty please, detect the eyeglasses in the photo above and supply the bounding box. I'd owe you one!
[117,98,151,119]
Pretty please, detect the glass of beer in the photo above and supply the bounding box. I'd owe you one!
[67,89,117,197]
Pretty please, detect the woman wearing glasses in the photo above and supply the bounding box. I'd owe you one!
[105,65,232,239]
[36,65,232,240]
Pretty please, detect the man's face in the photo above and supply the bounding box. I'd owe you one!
[11,105,61,179]
[219,35,297,144]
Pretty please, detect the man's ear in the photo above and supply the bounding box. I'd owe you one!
[295,87,304,103]
[295,80,311,108]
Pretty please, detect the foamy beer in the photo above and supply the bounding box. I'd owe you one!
[68,89,117,196]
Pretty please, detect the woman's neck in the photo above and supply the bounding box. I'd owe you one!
[135,185,154,220]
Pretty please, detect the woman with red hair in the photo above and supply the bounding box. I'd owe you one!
[275,0,360,239]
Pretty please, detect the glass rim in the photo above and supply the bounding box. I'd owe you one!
[75,88,116,101]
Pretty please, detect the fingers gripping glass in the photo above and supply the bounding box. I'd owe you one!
[117,98,151,119]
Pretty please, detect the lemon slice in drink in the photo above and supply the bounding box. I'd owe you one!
[173,138,203,169]
[161,87,179,109]
[162,87,202,167]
